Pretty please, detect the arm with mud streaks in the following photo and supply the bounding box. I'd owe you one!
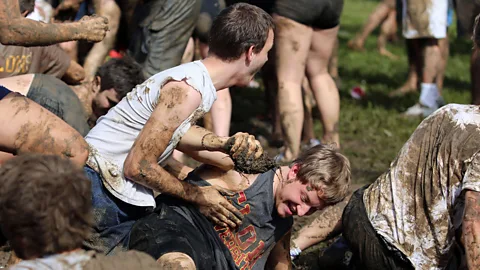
[0,92,89,167]
[0,0,108,46]
[266,230,292,270]
[463,190,480,269]
[164,155,194,181]
[291,195,350,251]
[123,81,243,228]
[177,126,264,171]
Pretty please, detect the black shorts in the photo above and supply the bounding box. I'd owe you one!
[128,196,236,269]
[342,186,414,270]
[273,0,344,29]
[194,0,226,43]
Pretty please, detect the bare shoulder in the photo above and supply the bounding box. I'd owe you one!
[158,80,202,109]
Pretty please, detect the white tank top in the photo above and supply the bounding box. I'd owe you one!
[85,61,217,207]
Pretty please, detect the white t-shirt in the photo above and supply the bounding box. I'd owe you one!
[85,61,217,207]
[364,104,480,269]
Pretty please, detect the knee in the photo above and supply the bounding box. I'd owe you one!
[157,252,196,270]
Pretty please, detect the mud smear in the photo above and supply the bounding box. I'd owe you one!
[225,137,276,174]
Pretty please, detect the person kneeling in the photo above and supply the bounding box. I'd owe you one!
[129,145,351,269]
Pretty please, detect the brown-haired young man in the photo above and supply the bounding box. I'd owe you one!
[129,145,351,269]
[83,2,275,254]
[1,154,160,269]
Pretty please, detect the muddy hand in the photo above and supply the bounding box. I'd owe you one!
[227,132,263,159]
[79,15,109,42]
[196,186,243,228]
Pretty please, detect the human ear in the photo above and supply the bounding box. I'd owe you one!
[245,45,255,63]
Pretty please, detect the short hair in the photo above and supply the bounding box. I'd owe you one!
[473,14,480,49]
[19,0,35,14]
[0,154,92,259]
[96,56,145,98]
[208,3,274,61]
[293,145,351,205]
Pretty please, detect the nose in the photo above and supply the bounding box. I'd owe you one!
[296,205,311,217]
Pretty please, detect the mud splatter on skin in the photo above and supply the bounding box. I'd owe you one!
[224,137,276,174]
[9,93,30,116]
[291,40,300,52]
[159,86,187,109]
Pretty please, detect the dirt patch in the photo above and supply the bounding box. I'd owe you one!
[225,137,277,174]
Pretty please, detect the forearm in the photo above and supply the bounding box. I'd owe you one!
[292,197,348,250]
[0,19,83,46]
[164,156,194,180]
[463,190,480,269]
[62,60,85,84]
[126,156,201,203]
[178,125,228,152]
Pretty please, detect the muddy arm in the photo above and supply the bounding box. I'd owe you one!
[292,195,350,251]
[0,93,89,167]
[164,155,194,180]
[0,0,107,46]
[266,230,292,270]
[463,190,480,269]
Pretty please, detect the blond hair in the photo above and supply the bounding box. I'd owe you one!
[293,145,351,204]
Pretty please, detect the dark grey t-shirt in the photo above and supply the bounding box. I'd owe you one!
[181,169,293,270]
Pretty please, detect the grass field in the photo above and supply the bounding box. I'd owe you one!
[227,1,472,268]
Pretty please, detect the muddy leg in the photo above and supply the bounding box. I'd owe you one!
[274,14,313,161]
[436,37,449,94]
[348,3,390,51]
[302,77,316,144]
[389,39,420,96]
[378,9,398,60]
[307,26,341,148]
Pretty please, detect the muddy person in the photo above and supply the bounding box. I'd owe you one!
[0,57,144,136]
[291,103,480,269]
[83,3,274,254]
[0,85,89,166]
[0,154,161,269]
[348,0,398,59]
[128,144,350,269]
[402,0,448,117]
[273,0,344,162]
[0,0,108,46]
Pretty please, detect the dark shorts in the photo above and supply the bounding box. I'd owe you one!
[129,196,234,269]
[194,0,226,43]
[27,74,90,136]
[342,186,414,270]
[0,85,11,100]
[455,0,480,37]
[83,166,153,255]
[128,0,202,77]
[273,0,344,29]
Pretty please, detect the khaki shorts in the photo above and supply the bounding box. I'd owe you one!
[384,0,396,9]
[402,0,447,39]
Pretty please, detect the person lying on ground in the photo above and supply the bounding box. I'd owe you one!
[82,3,275,255]
[128,144,351,270]
[0,154,160,269]
[0,57,144,136]
[289,103,480,269]
[0,0,108,46]
[0,85,88,167]
[0,0,85,84]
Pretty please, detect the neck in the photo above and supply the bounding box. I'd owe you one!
[273,166,290,198]
[201,56,242,90]
[71,83,94,118]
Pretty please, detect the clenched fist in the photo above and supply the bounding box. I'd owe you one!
[78,15,109,42]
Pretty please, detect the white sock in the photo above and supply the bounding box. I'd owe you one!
[419,83,440,108]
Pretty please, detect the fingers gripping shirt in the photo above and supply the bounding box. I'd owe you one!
[363,104,480,269]
[85,61,217,207]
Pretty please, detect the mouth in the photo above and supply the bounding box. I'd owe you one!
[286,202,296,216]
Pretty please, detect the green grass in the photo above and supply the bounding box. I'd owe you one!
[230,0,472,186]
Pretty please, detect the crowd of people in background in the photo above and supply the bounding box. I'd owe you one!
[0,0,480,269]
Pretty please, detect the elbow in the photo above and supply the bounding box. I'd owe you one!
[123,154,141,180]
[0,31,15,45]
[69,140,89,168]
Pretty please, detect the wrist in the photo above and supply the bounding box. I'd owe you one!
[72,22,86,40]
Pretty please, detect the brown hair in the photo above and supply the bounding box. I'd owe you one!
[0,154,92,259]
[293,145,351,204]
[208,3,274,61]
[473,14,480,49]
